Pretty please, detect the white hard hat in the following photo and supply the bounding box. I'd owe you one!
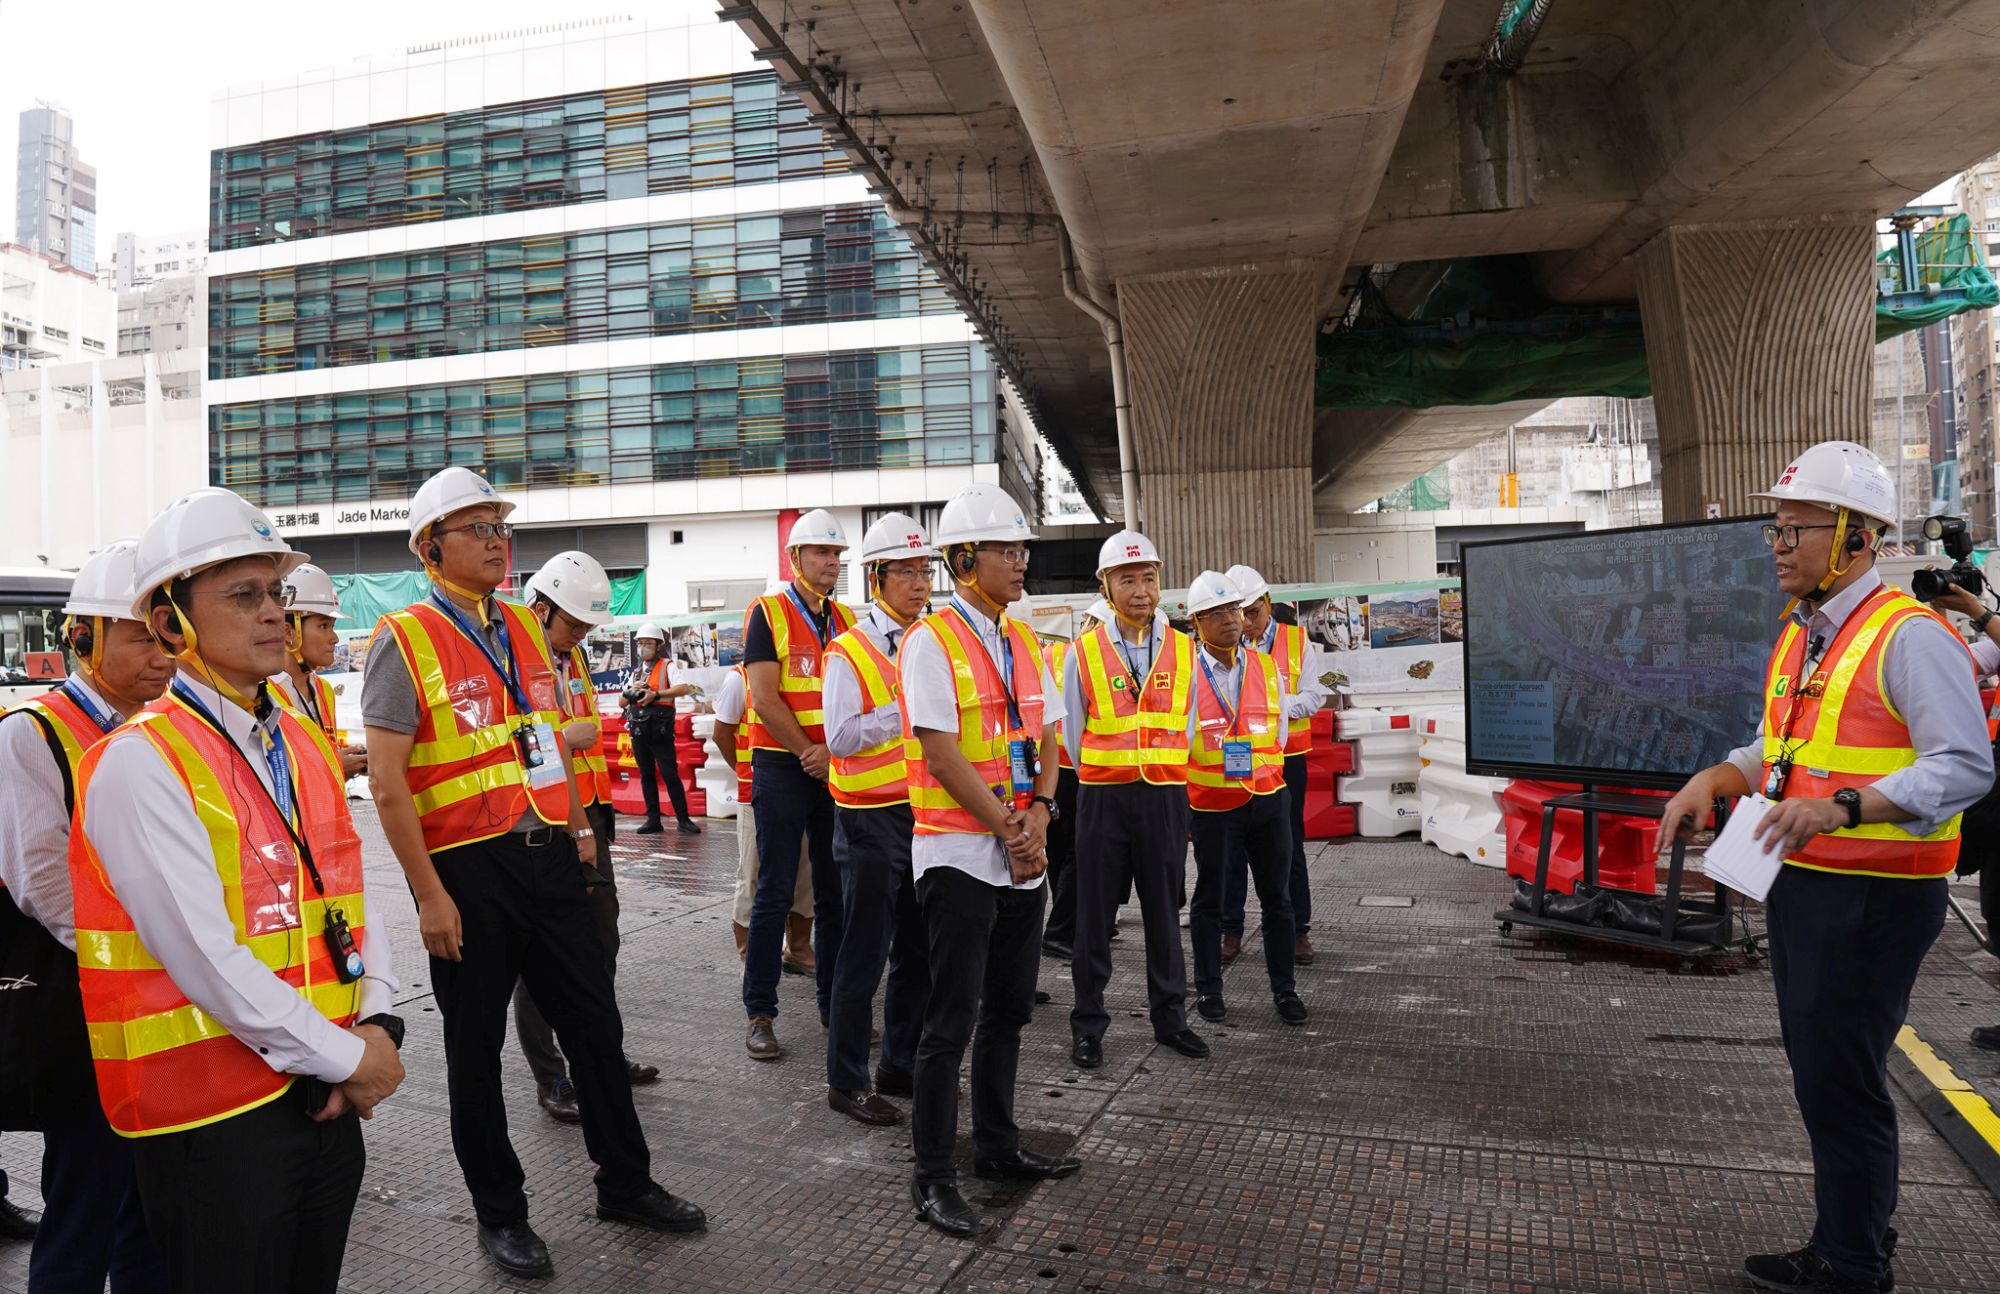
[1225,563,1271,606]
[1096,529,1161,577]
[858,511,937,564]
[64,539,145,621]
[1186,570,1244,616]
[526,551,613,626]
[786,508,850,551]
[635,622,666,641]
[1749,441,1898,529]
[283,563,342,619]
[933,484,1036,547]
[131,488,307,620]
[1083,596,1114,624]
[408,466,516,556]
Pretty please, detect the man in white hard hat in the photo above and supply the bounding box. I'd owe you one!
[513,553,660,1125]
[1657,442,1991,1294]
[711,658,815,967]
[622,623,701,835]
[1063,529,1205,1071]
[901,483,1078,1236]
[1222,563,1327,966]
[821,512,936,1126]
[741,508,857,1060]
[1181,571,1309,1030]
[0,540,173,1291]
[68,488,405,1291]
[366,467,701,1277]
[273,562,367,780]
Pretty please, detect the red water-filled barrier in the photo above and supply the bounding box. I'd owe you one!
[1499,779,1666,894]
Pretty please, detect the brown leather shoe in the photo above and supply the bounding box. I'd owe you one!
[746,1016,782,1061]
[828,1086,903,1126]
[1219,934,1241,964]
[733,922,748,964]
[537,1077,580,1123]
[784,913,815,975]
[1294,933,1316,965]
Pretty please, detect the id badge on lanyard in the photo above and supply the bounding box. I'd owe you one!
[517,720,568,790]
[1222,739,1254,779]
[1008,731,1037,808]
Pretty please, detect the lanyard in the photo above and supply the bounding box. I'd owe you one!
[1257,621,1277,654]
[784,586,834,648]
[1110,623,1155,692]
[60,680,120,736]
[292,673,326,732]
[430,592,534,716]
[949,599,1023,732]
[1198,652,1245,736]
[170,680,326,897]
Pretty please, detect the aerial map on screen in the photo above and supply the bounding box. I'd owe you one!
[1462,519,1787,783]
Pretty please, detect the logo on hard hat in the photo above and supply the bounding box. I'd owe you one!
[1779,466,1799,484]
[590,598,609,612]
[251,519,273,538]
[477,480,495,495]
[1124,544,1141,557]
[906,535,923,548]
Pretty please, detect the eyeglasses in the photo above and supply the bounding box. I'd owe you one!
[877,564,932,583]
[974,544,1031,565]
[1197,605,1243,620]
[435,521,515,542]
[197,582,289,614]
[1760,523,1841,550]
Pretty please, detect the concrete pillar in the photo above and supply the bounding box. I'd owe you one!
[1634,217,1876,521]
[1117,261,1323,584]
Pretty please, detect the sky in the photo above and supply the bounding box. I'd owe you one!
[0,1,718,246]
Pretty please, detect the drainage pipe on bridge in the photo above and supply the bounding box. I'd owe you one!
[1058,226,1140,531]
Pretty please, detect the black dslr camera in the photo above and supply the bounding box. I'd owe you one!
[1910,515,1986,603]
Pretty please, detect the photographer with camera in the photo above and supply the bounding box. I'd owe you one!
[1916,516,2000,1053]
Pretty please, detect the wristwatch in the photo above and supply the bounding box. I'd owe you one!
[1832,788,1863,830]
[359,1013,405,1050]
[1031,794,1060,821]
[1974,611,1995,634]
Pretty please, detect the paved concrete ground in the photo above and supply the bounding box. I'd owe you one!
[6,811,2000,1292]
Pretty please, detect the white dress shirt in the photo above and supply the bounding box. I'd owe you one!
[1191,641,1289,748]
[824,604,910,759]
[1062,618,1177,768]
[0,673,124,951]
[1971,636,2000,677]
[80,671,397,1084]
[713,666,746,725]
[901,595,1056,890]
[1254,620,1329,723]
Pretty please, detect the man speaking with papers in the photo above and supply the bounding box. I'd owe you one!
[1658,442,1993,1294]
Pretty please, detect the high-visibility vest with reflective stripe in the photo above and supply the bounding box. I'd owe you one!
[68,696,366,1137]
[905,610,1045,834]
[272,670,340,744]
[827,627,913,808]
[565,646,612,806]
[1257,622,1315,756]
[1187,649,1286,812]
[729,664,756,805]
[1044,640,1075,770]
[375,599,570,853]
[1075,624,1193,785]
[744,591,856,750]
[1761,586,1967,879]
[11,687,100,781]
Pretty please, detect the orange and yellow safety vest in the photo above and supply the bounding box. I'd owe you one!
[1187,647,1286,812]
[744,589,856,751]
[1255,621,1315,756]
[826,626,914,809]
[565,646,612,806]
[1074,623,1193,786]
[905,609,1045,834]
[1044,639,1075,771]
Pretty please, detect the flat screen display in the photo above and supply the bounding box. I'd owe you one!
[1461,517,1786,787]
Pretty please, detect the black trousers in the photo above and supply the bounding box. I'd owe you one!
[1766,866,1946,1284]
[513,800,620,1085]
[744,754,844,1022]
[911,866,1045,1186]
[1190,790,1297,999]
[826,804,930,1090]
[430,832,653,1227]
[1070,780,1190,1043]
[129,1082,361,1294]
[1223,753,1313,937]
[1042,766,1081,945]
[31,1112,167,1294]
[629,713,691,823]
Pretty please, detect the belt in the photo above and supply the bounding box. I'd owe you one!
[515,826,567,848]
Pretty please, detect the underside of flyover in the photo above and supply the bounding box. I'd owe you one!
[722,0,2000,580]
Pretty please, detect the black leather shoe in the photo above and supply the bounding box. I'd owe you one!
[1744,1240,1894,1293]
[597,1184,707,1233]
[873,1064,914,1097]
[677,819,703,835]
[1071,1035,1103,1069]
[635,818,664,835]
[1041,938,1073,960]
[1275,992,1309,1026]
[0,1194,39,1242]
[829,1086,903,1126]
[1034,989,1052,1005]
[626,1059,660,1085]
[1155,1028,1210,1059]
[910,1180,980,1237]
[1194,992,1226,1022]
[537,1077,580,1124]
[478,1221,553,1277]
[974,1148,1082,1181]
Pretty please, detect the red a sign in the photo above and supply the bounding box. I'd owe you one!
[24,652,66,680]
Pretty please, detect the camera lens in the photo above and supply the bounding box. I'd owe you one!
[1911,568,1943,603]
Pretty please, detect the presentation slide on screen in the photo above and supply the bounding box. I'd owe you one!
[1463,520,1786,780]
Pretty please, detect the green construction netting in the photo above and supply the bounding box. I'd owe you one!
[1874,213,1998,340]
[331,570,645,635]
